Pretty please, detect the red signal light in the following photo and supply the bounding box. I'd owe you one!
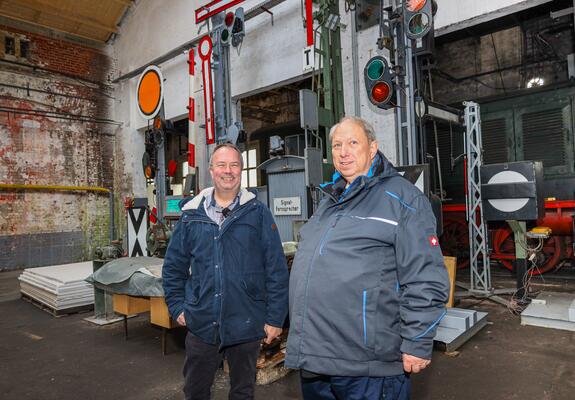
[406,0,427,12]
[225,12,234,26]
[371,82,391,103]
[144,165,155,179]
[167,159,177,177]
[153,116,162,130]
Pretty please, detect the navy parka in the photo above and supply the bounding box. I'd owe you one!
[162,187,289,347]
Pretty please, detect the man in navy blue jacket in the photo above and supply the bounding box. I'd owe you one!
[163,143,289,400]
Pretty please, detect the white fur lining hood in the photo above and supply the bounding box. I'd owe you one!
[181,187,256,211]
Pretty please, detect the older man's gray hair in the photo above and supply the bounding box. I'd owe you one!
[208,142,244,169]
[329,116,377,143]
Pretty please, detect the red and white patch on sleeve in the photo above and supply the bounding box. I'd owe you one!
[429,235,439,247]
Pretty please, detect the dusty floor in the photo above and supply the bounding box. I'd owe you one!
[1,269,575,400]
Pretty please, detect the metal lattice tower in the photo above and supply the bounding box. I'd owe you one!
[463,101,491,293]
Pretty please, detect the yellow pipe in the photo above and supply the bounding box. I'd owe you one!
[0,183,110,193]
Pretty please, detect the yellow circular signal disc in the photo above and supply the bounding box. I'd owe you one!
[136,65,164,119]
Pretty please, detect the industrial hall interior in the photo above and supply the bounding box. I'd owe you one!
[1,0,575,399]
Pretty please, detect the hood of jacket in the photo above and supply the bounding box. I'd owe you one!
[177,187,256,213]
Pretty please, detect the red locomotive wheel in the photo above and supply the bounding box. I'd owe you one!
[492,227,564,275]
[440,217,470,269]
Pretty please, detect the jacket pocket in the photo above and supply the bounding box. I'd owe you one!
[185,275,200,305]
[362,287,380,350]
[241,274,265,302]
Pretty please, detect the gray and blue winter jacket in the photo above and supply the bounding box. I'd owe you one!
[285,152,450,377]
[162,187,289,347]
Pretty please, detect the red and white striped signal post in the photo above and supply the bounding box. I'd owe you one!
[199,35,215,145]
[188,49,197,174]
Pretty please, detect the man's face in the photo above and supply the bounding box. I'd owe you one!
[331,120,378,184]
[209,147,242,194]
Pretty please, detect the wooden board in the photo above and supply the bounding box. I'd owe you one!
[149,296,178,329]
[443,256,457,308]
[113,294,150,315]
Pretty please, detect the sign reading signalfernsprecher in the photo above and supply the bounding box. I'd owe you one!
[273,197,301,216]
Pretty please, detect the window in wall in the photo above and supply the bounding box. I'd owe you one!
[285,134,305,156]
[241,147,258,188]
[5,36,15,56]
[19,40,30,59]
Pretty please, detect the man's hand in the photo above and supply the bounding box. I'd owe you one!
[176,312,186,326]
[263,324,282,344]
[402,353,430,374]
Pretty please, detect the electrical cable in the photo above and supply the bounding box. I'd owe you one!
[507,236,546,315]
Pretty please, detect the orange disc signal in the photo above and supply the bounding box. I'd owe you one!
[137,65,164,120]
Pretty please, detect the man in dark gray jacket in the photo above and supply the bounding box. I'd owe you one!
[285,116,450,399]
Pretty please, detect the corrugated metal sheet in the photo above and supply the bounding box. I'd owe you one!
[522,108,566,168]
[482,118,508,164]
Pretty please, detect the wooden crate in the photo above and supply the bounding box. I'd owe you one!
[443,256,457,308]
[150,296,178,328]
[113,294,150,315]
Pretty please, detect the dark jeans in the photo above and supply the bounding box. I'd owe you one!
[183,332,261,400]
[300,372,411,400]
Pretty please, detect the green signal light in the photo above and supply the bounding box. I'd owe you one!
[367,59,384,80]
[221,29,230,42]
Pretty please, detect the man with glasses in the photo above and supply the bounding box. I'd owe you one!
[163,143,289,400]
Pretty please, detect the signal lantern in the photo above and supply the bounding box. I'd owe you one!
[144,165,155,179]
[224,11,234,27]
[231,8,245,48]
[364,56,395,110]
[220,11,235,45]
[153,116,163,130]
[404,0,433,39]
[142,151,156,179]
[371,82,392,104]
[167,159,177,177]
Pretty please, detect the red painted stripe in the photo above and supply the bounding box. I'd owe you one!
[306,0,313,46]
[442,204,466,213]
[188,143,195,168]
[195,0,245,24]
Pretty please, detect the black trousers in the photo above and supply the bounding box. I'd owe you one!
[183,332,261,400]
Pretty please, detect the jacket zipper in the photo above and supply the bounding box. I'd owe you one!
[362,289,367,345]
[318,213,343,256]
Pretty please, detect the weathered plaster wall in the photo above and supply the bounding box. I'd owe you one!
[0,24,115,270]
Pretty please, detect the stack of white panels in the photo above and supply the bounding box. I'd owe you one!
[19,261,95,311]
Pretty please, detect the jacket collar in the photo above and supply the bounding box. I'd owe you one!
[180,187,256,211]
[320,151,399,201]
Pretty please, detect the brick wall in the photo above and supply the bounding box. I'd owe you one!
[0,25,116,271]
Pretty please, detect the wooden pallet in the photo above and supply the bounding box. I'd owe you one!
[256,350,291,385]
[21,292,94,318]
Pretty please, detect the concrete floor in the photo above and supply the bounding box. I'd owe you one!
[1,269,575,400]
